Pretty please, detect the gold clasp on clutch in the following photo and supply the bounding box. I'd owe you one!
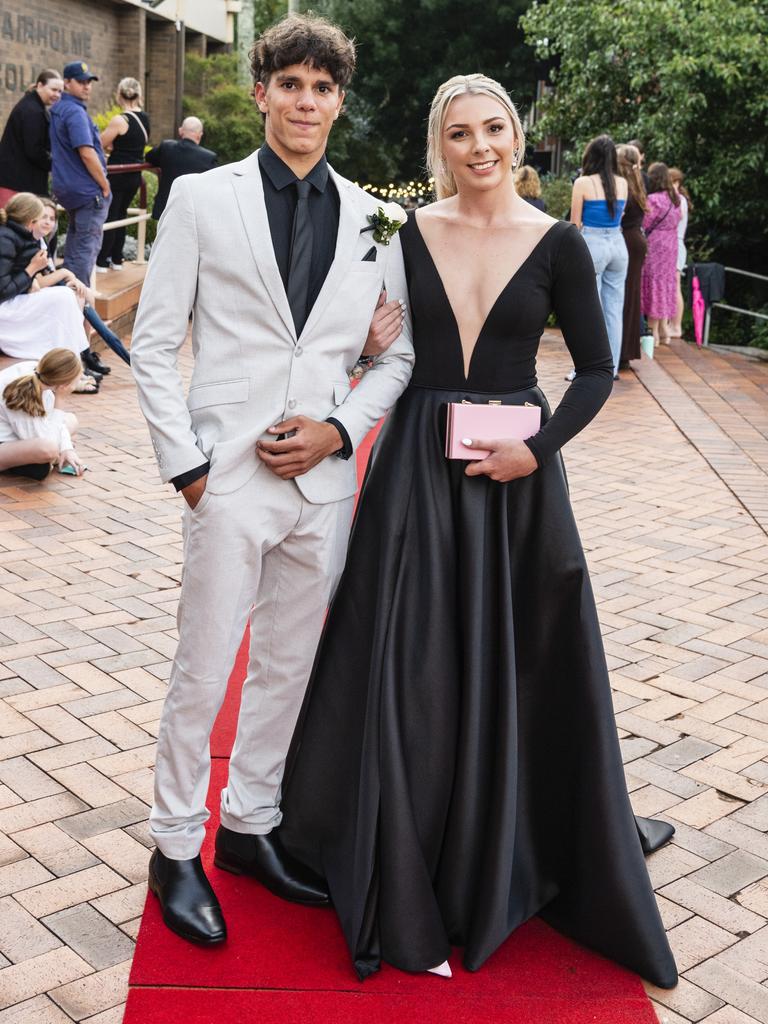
[488,400,502,406]
[461,399,473,405]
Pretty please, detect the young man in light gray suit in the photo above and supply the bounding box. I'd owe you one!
[131,14,414,945]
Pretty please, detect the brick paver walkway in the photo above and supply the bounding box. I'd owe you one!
[0,337,767,1024]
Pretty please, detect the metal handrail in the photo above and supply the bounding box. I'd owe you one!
[703,265,767,346]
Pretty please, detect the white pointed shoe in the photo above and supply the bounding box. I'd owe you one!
[427,960,452,978]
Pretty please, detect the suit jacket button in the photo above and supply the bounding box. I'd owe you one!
[295,346,303,356]
[287,398,297,409]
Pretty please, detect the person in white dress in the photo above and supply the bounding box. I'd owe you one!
[0,348,84,479]
[0,193,90,362]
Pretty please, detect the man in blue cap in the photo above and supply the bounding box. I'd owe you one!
[50,61,112,376]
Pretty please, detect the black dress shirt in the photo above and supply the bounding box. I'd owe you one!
[171,144,351,491]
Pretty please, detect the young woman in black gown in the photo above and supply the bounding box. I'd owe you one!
[279,74,678,990]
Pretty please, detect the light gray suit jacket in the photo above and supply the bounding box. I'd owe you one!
[131,151,414,503]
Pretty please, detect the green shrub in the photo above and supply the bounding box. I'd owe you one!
[183,52,263,165]
[93,105,121,132]
[540,175,572,221]
[750,313,768,350]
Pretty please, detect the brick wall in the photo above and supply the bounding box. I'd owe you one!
[145,19,180,142]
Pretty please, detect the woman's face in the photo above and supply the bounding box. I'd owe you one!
[37,78,63,107]
[440,93,518,195]
[33,207,57,239]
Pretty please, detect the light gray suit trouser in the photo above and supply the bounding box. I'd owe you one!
[150,464,354,860]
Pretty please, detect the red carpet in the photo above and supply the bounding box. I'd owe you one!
[126,424,658,1023]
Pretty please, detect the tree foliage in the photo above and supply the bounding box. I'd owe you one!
[184,52,264,164]
[521,0,768,255]
[311,0,537,183]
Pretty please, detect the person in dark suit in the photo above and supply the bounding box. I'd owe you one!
[145,117,217,219]
[0,70,64,205]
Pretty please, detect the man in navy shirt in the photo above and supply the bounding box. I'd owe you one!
[50,61,112,375]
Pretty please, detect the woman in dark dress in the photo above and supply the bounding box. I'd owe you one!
[96,77,150,271]
[618,144,648,365]
[280,74,678,990]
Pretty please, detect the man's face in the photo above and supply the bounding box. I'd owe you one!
[65,78,93,103]
[254,62,344,163]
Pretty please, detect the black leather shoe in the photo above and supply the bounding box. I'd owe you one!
[214,825,330,906]
[147,849,226,944]
[81,349,111,375]
[636,815,675,855]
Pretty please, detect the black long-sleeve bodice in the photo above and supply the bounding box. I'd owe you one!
[401,216,613,466]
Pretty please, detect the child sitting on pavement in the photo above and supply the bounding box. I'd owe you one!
[0,348,85,479]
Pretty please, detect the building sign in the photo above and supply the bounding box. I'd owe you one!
[0,7,93,97]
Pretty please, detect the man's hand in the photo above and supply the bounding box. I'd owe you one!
[463,438,538,482]
[257,417,342,479]
[361,290,406,358]
[76,146,110,198]
[181,474,208,510]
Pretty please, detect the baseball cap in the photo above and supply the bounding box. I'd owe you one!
[63,61,99,82]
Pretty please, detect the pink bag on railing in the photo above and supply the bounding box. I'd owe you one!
[692,274,706,346]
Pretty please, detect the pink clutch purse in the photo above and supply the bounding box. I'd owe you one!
[445,401,542,460]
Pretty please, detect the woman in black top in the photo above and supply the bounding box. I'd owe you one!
[279,75,678,990]
[0,70,63,202]
[96,77,150,270]
[618,144,649,365]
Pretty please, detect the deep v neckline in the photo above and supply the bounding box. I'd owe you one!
[412,214,560,382]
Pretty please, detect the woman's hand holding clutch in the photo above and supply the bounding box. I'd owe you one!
[463,438,538,482]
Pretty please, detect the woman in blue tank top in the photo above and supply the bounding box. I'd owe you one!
[569,135,629,379]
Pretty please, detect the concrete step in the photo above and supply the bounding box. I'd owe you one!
[92,262,147,346]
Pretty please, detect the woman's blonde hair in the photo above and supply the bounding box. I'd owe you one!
[117,77,142,102]
[514,165,541,199]
[617,144,648,212]
[3,349,82,417]
[0,192,45,228]
[427,74,525,200]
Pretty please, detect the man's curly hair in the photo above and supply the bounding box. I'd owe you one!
[250,14,356,89]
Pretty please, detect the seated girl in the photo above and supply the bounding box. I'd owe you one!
[0,348,85,480]
[0,194,111,386]
[35,198,131,367]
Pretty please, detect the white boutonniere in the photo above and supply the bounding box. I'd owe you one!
[364,202,407,245]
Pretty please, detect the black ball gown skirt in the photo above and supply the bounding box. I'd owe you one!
[280,383,678,990]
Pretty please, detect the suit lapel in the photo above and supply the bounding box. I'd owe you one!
[231,154,296,341]
[300,168,361,340]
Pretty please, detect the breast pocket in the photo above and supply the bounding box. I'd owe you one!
[348,262,381,275]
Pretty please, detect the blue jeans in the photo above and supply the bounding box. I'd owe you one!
[581,227,628,375]
[63,194,111,286]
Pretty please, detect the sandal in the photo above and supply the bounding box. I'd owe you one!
[73,376,99,394]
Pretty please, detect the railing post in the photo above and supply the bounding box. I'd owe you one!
[136,213,147,265]
[703,307,711,347]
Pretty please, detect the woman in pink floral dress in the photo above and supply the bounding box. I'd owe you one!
[641,162,681,346]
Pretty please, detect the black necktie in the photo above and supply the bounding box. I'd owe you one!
[287,179,313,336]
